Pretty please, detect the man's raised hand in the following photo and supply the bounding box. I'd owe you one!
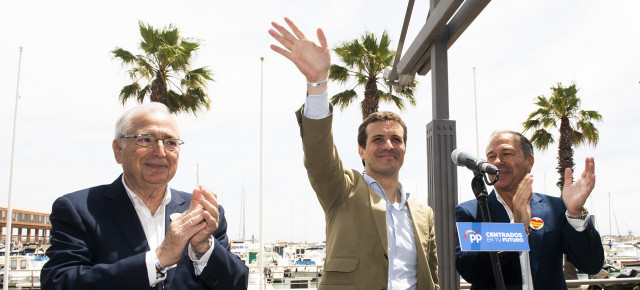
[269,17,331,83]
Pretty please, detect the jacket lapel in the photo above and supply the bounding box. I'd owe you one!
[104,175,149,254]
[407,197,428,252]
[162,189,189,289]
[369,187,389,257]
[528,193,546,280]
[407,197,430,287]
[487,191,510,223]
[164,189,188,233]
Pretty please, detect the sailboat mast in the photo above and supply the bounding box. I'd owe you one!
[242,186,245,241]
[5,46,24,290]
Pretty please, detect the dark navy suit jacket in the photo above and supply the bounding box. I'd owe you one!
[41,176,248,290]
[455,191,604,289]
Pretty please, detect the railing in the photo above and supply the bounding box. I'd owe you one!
[460,278,640,289]
[248,265,640,289]
[2,269,41,289]
[247,264,322,288]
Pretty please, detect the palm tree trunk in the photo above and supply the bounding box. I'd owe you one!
[556,115,575,190]
[361,77,380,119]
[150,71,168,104]
[558,115,579,282]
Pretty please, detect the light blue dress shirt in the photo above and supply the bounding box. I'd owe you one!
[364,174,418,290]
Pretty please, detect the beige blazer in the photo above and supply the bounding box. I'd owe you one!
[296,108,439,290]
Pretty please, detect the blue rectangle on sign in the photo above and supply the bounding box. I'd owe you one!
[457,222,530,252]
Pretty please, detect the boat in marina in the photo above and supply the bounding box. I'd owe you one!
[238,241,325,288]
[0,254,48,287]
[606,242,640,267]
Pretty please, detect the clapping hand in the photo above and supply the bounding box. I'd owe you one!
[562,157,596,217]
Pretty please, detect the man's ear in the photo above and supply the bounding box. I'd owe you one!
[526,155,535,173]
[113,140,123,164]
[358,145,365,159]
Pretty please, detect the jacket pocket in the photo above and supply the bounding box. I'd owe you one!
[319,285,357,290]
[323,257,359,272]
[320,257,359,287]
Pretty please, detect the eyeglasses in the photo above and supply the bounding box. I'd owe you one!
[119,133,184,151]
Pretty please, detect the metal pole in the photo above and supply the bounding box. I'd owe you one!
[472,67,479,158]
[5,46,24,290]
[242,186,245,241]
[259,56,264,290]
[608,192,611,240]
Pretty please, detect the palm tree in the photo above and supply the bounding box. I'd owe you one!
[522,82,602,190]
[522,82,602,280]
[329,31,416,120]
[112,21,213,115]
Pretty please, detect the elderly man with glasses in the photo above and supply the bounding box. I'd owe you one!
[41,102,248,290]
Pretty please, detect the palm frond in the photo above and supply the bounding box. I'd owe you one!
[378,90,407,110]
[572,130,585,146]
[330,90,358,110]
[575,119,599,147]
[329,65,350,84]
[400,85,416,106]
[529,129,554,150]
[138,21,160,54]
[111,48,136,64]
[119,82,141,105]
[182,67,214,88]
[522,119,540,132]
[581,110,603,122]
[160,24,180,46]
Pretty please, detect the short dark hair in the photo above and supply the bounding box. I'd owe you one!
[489,130,534,158]
[357,111,407,149]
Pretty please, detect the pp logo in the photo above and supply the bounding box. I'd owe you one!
[464,230,482,243]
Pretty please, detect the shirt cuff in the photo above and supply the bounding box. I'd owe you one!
[565,212,590,232]
[188,239,215,275]
[145,251,164,286]
[303,91,330,119]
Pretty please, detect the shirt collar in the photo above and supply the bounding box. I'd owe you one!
[363,173,410,208]
[121,174,172,210]
[494,190,514,221]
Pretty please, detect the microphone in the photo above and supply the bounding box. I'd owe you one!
[451,149,499,175]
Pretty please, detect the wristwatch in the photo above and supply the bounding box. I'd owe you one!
[567,208,589,220]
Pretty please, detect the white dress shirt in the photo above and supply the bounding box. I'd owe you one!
[121,175,214,286]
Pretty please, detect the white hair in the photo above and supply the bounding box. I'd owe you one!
[114,102,179,145]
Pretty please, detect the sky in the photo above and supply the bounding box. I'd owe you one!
[1,0,639,243]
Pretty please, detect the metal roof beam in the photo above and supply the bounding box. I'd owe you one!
[397,0,463,76]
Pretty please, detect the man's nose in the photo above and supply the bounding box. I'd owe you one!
[152,140,168,157]
[381,139,394,149]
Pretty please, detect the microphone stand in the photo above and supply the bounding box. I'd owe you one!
[471,171,506,290]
